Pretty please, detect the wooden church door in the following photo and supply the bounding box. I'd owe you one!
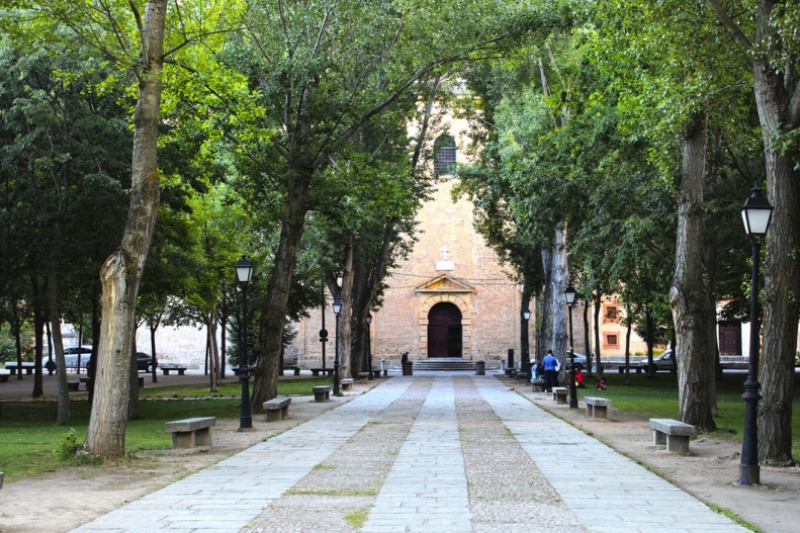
[427,302,462,358]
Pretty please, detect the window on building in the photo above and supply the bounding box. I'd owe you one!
[434,135,456,176]
[604,305,619,323]
[603,333,619,348]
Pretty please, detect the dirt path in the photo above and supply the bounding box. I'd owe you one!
[0,386,358,533]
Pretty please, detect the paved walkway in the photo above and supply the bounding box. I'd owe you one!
[69,374,750,533]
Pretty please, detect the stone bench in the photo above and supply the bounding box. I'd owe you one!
[0,373,9,383]
[161,366,187,375]
[618,365,643,374]
[584,397,611,419]
[313,385,331,402]
[67,381,80,392]
[552,387,568,404]
[650,418,695,453]
[263,397,291,422]
[310,368,335,377]
[165,417,216,449]
[6,363,34,375]
[531,380,545,392]
[341,378,354,391]
[357,372,370,380]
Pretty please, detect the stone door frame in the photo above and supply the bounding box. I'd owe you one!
[419,294,472,359]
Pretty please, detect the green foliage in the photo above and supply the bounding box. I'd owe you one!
[55,427,80,460]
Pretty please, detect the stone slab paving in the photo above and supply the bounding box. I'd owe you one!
[68,373,753,533]
[476,375,751,533]
[247,378,435,533]
[68,378,413,533]
[361,377,471,533]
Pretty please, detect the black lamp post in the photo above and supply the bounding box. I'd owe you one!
[737,186,773,486]
[365,313,373,381]
[234,255,254,431]
[332,297,343,396]
[564,285,578,409]
[522,308,532,382]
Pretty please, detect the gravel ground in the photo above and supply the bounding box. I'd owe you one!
[453,377,587,533]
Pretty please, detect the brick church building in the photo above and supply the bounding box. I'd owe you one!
[290,111,529,367]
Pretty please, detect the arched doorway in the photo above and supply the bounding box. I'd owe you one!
[427,302,462,358]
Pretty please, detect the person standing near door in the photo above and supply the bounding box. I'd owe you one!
[542,350,559,392]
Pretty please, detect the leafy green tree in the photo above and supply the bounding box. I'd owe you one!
[205,0,568,408]
[706,0,800,465]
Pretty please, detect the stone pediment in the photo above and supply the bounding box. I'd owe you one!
[416,274,474,294]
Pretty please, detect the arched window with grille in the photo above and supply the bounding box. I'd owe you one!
[433,135,456,176]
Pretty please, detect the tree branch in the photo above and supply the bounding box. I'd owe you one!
[706,0,752,50]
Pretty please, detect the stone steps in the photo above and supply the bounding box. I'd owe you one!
[390,358,501,372]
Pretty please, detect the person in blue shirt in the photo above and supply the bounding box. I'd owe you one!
[542,350,559,392]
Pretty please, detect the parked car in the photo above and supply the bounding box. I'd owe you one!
[639,349,676,371]
[563,352,588,372]
[136,352,156,373]
[63,346,93,369]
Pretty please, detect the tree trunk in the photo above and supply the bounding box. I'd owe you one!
[645,307,655,377]
[84,0,167,459]
[128,333,140,420]
[550,222,569,383]
[47,264,70,424]
[625,302,632,386]
[594,291,603,379]
[583,286,592,378]
[87,290,100,403]
[31,277,44,397]
[207,309,218,392]
[670,115,715,431]
[750,5,800,464]
[149,321,158,383]
[251,175,311,412]
[539,248,553,363]
[520,278,533,377]
[329,238,355,380]
[704,244,718,415]
[219,306,227,379]
[13,306,23,382]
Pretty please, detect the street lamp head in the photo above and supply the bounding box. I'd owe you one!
[522,308,531,321]
[365,313,372,324]
[741,186,773,237]
[235,255,254,285]
[332,297,343,315]
[563,285,577,306]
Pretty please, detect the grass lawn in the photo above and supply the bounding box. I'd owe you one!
[575,370,800,459]
[138,376,333,399]
[0,376,333,482]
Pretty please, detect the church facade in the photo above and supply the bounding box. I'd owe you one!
[290,111,529,366]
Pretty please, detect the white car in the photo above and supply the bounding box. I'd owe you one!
[639,350,676,371]
[563,352,588,372]
[63,346,93,369]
